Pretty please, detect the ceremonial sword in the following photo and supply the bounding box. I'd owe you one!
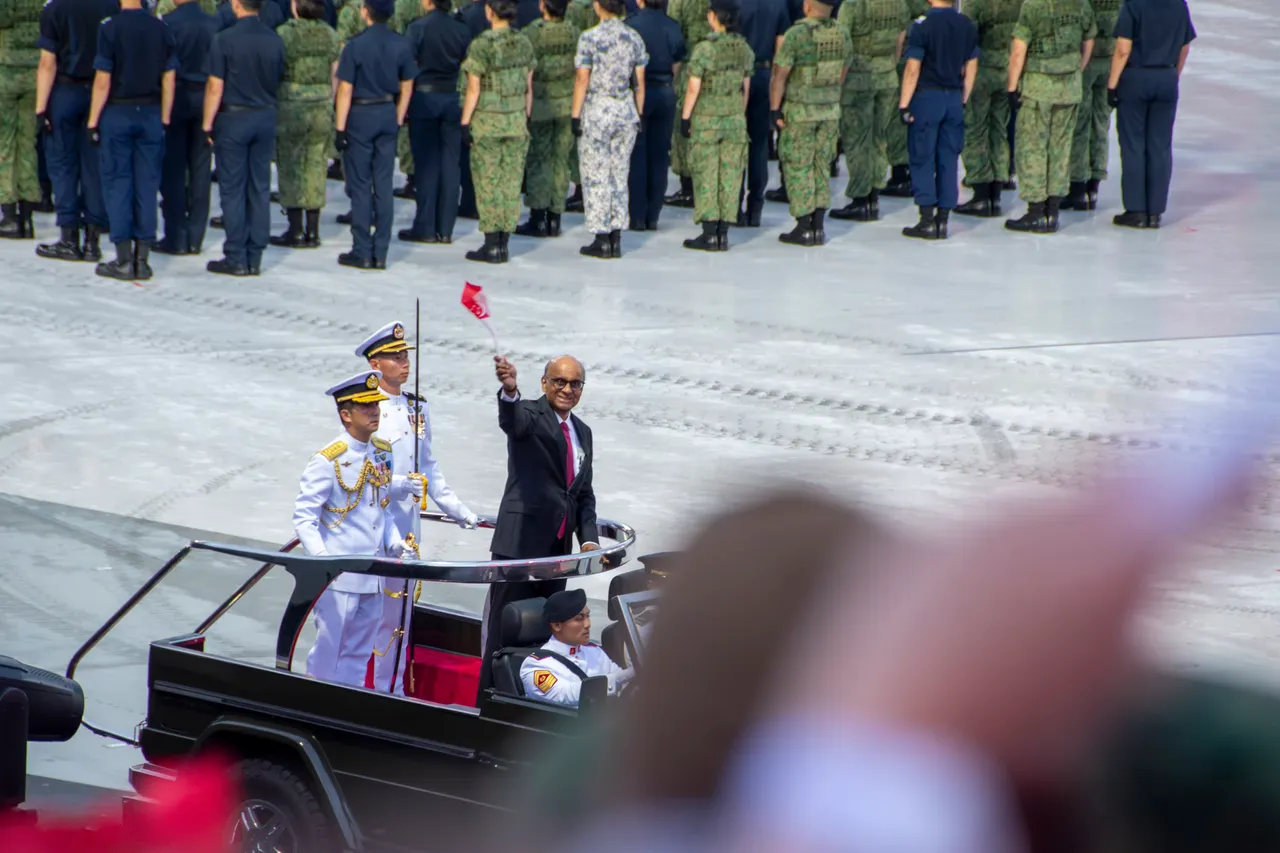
[388,298,421,694]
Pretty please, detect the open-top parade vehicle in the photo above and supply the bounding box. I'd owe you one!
[62,511,663,853]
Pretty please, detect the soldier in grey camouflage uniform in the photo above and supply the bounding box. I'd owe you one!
[572,0,647,259]
[0,0,45,239]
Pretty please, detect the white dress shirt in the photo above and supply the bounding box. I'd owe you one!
[292,432,406,594]
[376,390,476,535]
[519,637,633,705]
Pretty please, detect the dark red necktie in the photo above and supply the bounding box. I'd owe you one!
[557,421,574,538]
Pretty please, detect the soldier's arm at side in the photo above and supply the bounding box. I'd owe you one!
[1007,7,1032,92]
[87,26,113,132]
[293,456,332,556]
[36,50,56,116]
[202,36,226,134]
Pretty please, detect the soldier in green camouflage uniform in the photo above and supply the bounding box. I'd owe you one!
[880,0,926,196]
[0,0,44,238]
[460,0,534,263]
[679,0,751,251]
[155,0,219,15]
[831,0,909,222]
[1062,0,1118,211]
[515,0,579,238]
[1004,0,1095,234]
[270,0,341,248]
[663,0,709,207]
[771,0,851,247]
[953,0,1022,218]
[391,0,424,197]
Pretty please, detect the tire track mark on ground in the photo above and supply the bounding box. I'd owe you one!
[126,457,277,521]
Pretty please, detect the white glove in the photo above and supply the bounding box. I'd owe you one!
[606,667,635,694]
[457,514,479,530]
[392,473,425,501]
[388,539,417,559]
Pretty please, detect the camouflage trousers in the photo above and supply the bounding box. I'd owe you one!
[1016,99,1077,203]
[0,69,39,205]
[580,120,637,233]
[398,124,413,178]
[525,117,574,212]
[276,99,333,209]
[961,64,1013,185]
[690,125,747,223]
[840,87,895,199]
[887,60,909,167]
[670,66,693,179]
[779,118,837,217]
[1070,57,1112,182]
[472,134,528,233]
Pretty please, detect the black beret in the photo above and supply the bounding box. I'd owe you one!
[544,589,587,624]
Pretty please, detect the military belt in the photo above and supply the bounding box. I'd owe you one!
[415,81,457,93]
[754,59,772,70]
[55,74,92,86]
[220,103,270,113]
[108,96,161,106]
[645,74,672,86]
[181,79,207,89]
[352,95,395,105]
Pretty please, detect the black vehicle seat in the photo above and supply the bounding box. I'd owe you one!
[491,598,550,697]
[606,569,651,621]
[600,621,627,667]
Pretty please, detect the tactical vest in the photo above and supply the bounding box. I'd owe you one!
[693,33,750,117]
[1090,0,1122,57]
[477,30,534,113]
[279,19,338,100]
[0,0,44,69]
[787,18,847,106]
[848,0,908,75]
[1024,0,1089,75]
[977,0,1024,68]
[531,19,578,120]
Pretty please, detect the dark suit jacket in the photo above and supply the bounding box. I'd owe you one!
[490,393,598,559]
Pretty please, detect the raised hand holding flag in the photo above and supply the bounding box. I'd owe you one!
[461,282,500,353]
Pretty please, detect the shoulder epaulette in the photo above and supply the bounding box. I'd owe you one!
[320,440,348,461]
[371,436,393,452]
[404,391,424,402]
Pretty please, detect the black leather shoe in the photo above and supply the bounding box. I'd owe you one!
[398,229,438,243]
[882,165,913,197]
[209,216,224,229]
[36,226,83,260]
[151,240,191,255]
[564,186,583,213]
[765,186,788,203]
[628,220,648,232]
[580,232,612,258]
[336,211,352,225]
[338,251,375,269]
[436,233,453,244]
[664,177,695,208]
[34,181,53,213]
[95,241,135,280]
[393,182,415,200]
[207,257,251,276]
[1112,210,1148,229]
[779,215,816,246]
[1146,213,1161,229]
[372,257,386,269]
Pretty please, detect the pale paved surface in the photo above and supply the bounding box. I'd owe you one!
[3,0,1280,791]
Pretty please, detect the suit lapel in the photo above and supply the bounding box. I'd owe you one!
[540,396,570,484]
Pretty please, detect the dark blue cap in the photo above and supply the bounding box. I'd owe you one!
[544,589,587,625]
[366,0,394,18]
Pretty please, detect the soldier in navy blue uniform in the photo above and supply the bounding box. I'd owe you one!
[34,0,120,263]
[218,0,285,28]
[401,0,472,244]
[157,0,218,256]
[897,0,977,240]
[202,0,285,276]
[86,0,179,280]
[735,0,790,225]
[334,0,416,269]
[1108,0,1194,230]
[625,0,685,231]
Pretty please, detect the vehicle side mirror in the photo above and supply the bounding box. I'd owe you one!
[578,675,608,714]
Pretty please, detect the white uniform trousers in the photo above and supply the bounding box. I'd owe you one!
[306,588,383,687]
[371,577,415,695]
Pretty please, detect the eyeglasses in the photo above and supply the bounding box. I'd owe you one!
[546,378,585,392]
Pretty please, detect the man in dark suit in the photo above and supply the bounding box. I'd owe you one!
[477,353,600,698]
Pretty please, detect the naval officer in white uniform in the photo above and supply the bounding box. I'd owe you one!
[357,322,480,695]
[520,589,634,706]
[294,370,420,687]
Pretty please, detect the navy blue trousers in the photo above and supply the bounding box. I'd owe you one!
[160,86,213,252]
[100,104,165,244]
[1117,67,1178,216]
[628,82,674,228]
[214,107,275,267]
[408,91,461,239]
[45,82,107,228]
[344,102,398,261]
[745,66,772,207]
[907,88,965,209]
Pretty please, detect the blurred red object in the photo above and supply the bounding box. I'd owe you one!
[0,755,237,853]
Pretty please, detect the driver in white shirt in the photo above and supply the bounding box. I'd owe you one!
[521,589,634,706]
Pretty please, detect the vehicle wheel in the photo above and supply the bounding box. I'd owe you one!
[229,758,331,853]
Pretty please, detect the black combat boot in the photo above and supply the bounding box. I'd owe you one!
[882,165,913,197]
[744,197,763,226]
[83,224,103,261]
[133,240,153,281]
[812,208,826,245]
[210,216,224,229]
[716,220,730,251]
[499,231,511,262]
[565,185,584,212]
[372,257,386,270]
[1005,201,1052,233]
[269,208,305,247]
[0,204,21,238]
[664,176,695,208]
[18,202,34,238]
[955,183,997,218]
[95,241,134,280]
[547,212,562,237]
[608,229,622,257]
[304,209,321,247]
[34,180,53,213]
[830,196,876,221]
[338,250,376,269]
[902,205,941,240]
[1146,213,1161,229]
[1045,196,1062,232]
[1112,210,1147,229]
[36,226,83,260]
[1086,178,1101,209]
[936,208,950,239]
[683,220,718,251]
[778,214,816,246]
[765,180,788,203]
[466,232,503,263]
[1061,181,1090,211]
[327,160,343,181]
[988,182,1002,216]
[207,257,252,276]
[579,232,612,258]
[515,209,548,238]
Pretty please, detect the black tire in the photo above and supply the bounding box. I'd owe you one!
[230,757,333,853]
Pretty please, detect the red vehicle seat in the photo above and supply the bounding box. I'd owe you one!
[364,648,481,706]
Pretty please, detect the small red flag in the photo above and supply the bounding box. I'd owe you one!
[461,282,499,352]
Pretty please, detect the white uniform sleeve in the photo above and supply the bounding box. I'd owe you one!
[419,402,474,522]
[293,455,332,556]
[520,657,581,706]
